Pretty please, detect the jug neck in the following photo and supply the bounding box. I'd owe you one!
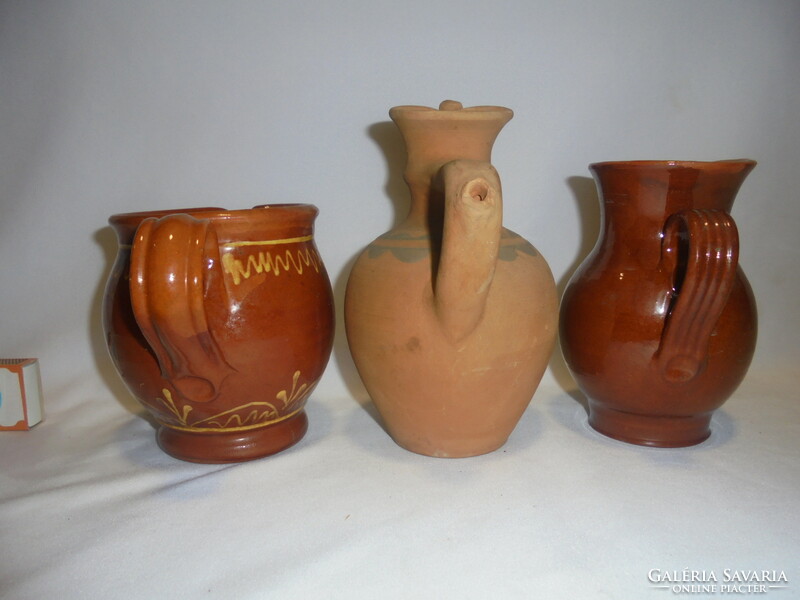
[390,100,512,228]
[108,205,318,245]
[590,160,755,261]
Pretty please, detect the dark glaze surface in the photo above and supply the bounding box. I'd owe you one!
[103,205,334,462]
[560,160,757,447]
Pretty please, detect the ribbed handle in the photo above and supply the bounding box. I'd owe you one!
[130,213,234,402]
[657,209,739,383]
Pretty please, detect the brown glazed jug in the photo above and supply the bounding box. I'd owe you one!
[560,160,757,447]
[345,100,558,458]
[103,205,334,463]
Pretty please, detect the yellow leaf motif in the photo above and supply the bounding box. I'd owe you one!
[157,388,192,427]
[276,370,308,409]
[152,371,310,432]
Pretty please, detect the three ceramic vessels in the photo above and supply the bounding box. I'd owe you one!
[560,160,757,447]
[344,100,558,457]
[103,205,335,463]
[102,102,759,458]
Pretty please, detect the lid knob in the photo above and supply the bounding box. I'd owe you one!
[439,100,463,111]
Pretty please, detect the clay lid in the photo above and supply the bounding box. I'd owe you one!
[390,100,513,122]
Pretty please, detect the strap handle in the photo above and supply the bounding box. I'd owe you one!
[130,214,234,402]
[657,209,739,383]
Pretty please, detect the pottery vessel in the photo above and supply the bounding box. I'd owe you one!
[560,160,757,447]
[345,100,558,458]
[103,205,334,463]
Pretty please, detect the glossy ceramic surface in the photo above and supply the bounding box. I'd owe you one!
[103,205,335,462]
[560,160,757,447]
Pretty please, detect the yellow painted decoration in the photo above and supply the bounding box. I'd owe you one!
[157,389,192,427]
[224,235,313,247]
[221,246,321,285]
[154,371,313,433]
[276,370,307,409]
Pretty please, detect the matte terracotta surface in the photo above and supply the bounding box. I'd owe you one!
[345,101,558,457]
[560,160,757,447]
[103,205,334,462]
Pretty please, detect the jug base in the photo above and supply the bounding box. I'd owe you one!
[588,403,712,448]
[156,410,308,463]
[390,432,510,458]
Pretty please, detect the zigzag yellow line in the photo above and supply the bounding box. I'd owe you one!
[221,247,321,285]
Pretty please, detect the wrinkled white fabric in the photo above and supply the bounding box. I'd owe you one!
[1,374,798,599]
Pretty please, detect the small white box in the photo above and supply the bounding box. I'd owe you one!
[0,358,43,430]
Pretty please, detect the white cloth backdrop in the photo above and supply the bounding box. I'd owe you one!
[1,2,798,598]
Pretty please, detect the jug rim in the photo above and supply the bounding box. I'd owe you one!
[390,101,513,122]
[589,159,757,171]
[108,204,317,226]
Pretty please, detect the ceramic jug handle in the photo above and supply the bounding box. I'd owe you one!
[130,213,233,403]
[657,209,738,383]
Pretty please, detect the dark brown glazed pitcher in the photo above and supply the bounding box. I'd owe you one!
[560,160,757,447]
[103,205,335,462]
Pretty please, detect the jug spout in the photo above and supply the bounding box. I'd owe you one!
[434,159,502,343]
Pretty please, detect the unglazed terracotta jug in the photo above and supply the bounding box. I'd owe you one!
[103,205,334,463]
[345,100,558,458]
[560,160,757,447]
